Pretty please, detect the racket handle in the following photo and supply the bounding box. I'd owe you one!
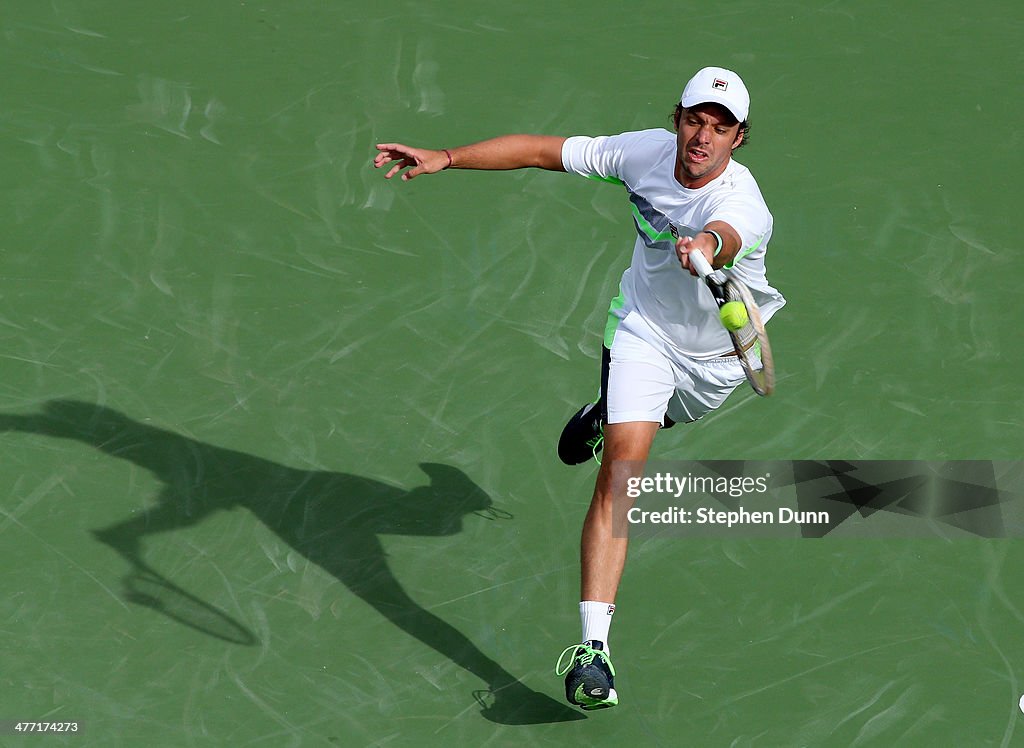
[688,248,715,279]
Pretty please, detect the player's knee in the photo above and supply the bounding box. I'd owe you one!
[591,463,642,512]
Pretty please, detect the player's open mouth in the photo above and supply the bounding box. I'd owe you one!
[687,149,709,163]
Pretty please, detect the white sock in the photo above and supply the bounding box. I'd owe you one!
[580,600,615,654]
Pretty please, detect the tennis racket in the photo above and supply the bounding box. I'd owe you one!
[689,250,775,396]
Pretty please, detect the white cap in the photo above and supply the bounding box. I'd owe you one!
[680,67,750,122]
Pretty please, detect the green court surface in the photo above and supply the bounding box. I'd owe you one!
[1,2,1022,746]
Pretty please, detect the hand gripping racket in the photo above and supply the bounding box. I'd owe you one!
[689,250,775,396]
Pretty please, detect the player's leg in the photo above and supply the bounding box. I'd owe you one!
[558,422,659,710]
[579,421,659,603]
[558,422,658,711]
[558,317,674,710]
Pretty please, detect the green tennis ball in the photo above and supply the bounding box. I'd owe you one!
[719,301,748,331]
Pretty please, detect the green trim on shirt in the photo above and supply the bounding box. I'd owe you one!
[587,174,625,186]
[604,290,625,349]
[724,233,766,269]
[629,202,674,244]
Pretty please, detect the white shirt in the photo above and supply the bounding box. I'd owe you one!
[562,128,785,358]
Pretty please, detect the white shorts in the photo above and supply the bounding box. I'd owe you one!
[606,310,747,425]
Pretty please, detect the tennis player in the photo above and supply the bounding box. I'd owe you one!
[374,66,785,711]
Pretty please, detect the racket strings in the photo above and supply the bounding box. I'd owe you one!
[722,279,775,396]
[724,284,757,350]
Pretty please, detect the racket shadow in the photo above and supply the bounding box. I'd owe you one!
[0,399,583,725]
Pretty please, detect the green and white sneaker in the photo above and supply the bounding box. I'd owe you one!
[556,640,618,710]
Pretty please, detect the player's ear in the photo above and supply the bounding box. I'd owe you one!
[732,120,749,150]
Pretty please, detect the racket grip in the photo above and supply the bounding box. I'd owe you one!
[688,248,714,279]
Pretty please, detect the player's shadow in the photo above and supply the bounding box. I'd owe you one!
[0,399,582,725]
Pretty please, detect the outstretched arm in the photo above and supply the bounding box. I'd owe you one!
[373,135,567,181]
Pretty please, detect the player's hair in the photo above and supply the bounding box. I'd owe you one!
[672,104,750,149]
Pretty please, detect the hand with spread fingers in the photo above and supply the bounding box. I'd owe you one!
[373,143,450,181]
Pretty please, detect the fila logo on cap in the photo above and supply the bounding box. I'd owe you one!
[681,67,750,121]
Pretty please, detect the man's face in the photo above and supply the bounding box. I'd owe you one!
[674,104,743,188]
